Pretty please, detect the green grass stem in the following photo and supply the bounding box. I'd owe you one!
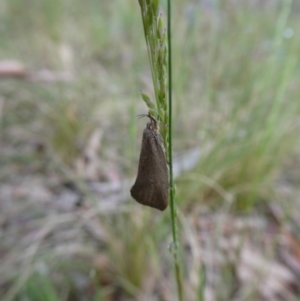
[167,1,184,300]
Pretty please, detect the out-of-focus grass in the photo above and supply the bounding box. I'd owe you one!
[176,0,300,211]
[1,0,300,300]
[17,274,61,301]
[101,210,164,297]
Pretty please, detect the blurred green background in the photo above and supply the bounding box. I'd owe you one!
[1,0,300,300]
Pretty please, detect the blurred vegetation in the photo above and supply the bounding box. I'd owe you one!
[1,0,300,300]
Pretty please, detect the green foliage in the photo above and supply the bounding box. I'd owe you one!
[138,0,168,142]
[177,0,300,211]
[102,210,162,297]
[16,274,61,301]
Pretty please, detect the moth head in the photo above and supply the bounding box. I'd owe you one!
[139,112,159,133]
[148,118,159,133]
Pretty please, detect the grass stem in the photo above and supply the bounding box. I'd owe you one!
[167,0,184,300]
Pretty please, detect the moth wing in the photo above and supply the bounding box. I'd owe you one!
[130,129,168,211]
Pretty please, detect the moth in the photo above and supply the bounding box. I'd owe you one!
[130,113,169,211]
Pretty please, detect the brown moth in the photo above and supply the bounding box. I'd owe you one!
[130,113,169,211]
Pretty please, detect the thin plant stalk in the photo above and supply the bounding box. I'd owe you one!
[137,1,183,299]
[167,1,183,300]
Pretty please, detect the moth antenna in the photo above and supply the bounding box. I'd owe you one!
[137,112,159,131]
[137,113,148,119]
[146,112,158,125]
